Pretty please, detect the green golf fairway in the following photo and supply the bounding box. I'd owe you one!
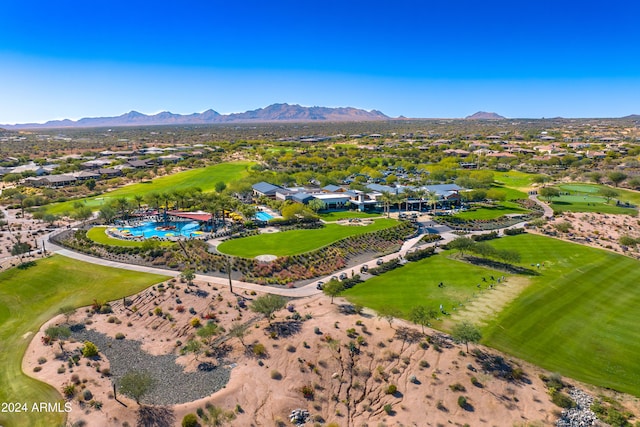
[0,256,169,427]
[484,234,640,396]
[46,161,254,215]
[343,255,506,316]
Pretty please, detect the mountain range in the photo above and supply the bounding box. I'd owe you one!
[465,111,505,120]
[2,104,390,129]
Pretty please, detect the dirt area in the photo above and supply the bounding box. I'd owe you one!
[536,212,640,259]
[23,276,611,427]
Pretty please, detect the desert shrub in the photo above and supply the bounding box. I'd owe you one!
[82,390,93,401]
[82,341,99,358]
[37,357,47,364]
[504,227,526,236]
[190,318,201,328]
[301,384,314,399]
[551,391,576,409]
[385,384,397,394]
[383,404,393,415]
[62,383,76,398]
[181,413,199,427]
[270,370,282,380]
[450,383,466,392]
[419,360,430,368]
[252,343,266,357]
[33,366,42,372]
[457,396,468,408]
[115,332,125,340]
[154,307,163,316]
[470,376,481,387]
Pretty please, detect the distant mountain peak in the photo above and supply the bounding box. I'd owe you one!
[465,111,505,120]
[3,104,389,129]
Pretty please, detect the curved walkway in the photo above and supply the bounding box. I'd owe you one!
[529,194,554,218]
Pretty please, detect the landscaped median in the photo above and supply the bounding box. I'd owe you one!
[0,256,169,427]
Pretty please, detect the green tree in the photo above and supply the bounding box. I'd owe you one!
[322,279,344,304]
[377,305,402,329]
[119,371,156,405]
[228,322,249,348]
[85,179,97,191]
[197,322,221,346]
[214,181,227,193]
[539,186,560,202]
[451,321,482,353]
[448,237,475,256]
[598,187,619,203]
[608,171,627,187]
[250,294,286,325]
[183,339,203,361]
[588,172,603,184]
[181,268,195,285]
[409,305,437,334]
[59,305,76,323]
[99,205,117,224]
[307,198,325,213]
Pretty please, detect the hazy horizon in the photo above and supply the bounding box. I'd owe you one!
[1,0,639,124]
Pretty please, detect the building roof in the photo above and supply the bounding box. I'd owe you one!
[252,181,283,195]
[322,184,342,192]
[166,210,212,222]
[44,174,76,183]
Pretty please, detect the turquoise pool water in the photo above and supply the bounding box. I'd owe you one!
[117,221,201,238]
[255,211,274,221]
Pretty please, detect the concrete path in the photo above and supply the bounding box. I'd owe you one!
[529,194,554,218]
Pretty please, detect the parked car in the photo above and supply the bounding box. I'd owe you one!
[316,281,324,290]
[376,258,384,265]
[339,272,347,280]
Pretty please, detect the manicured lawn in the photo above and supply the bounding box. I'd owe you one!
[493,170,540,189]
[319,211,382,221]
[343,255,505,317]
[86,226,173,247]
[550,183,638,215]
[217,218,397,257]
[454,201,529,220]
[0,256,169,427]
[46,161,254,215]
[483,234,640,396]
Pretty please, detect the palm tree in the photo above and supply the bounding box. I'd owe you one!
[379,191,393,218]
[428,191,439,213]
[133,195,144,210]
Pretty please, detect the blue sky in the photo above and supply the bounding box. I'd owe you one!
[1,0,639,123]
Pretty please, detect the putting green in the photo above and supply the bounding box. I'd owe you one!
[217,218,397,257]
[0,256,169,427]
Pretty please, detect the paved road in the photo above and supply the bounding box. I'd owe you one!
[47,215,527,299]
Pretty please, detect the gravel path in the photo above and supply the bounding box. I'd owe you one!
[71,328,231,405]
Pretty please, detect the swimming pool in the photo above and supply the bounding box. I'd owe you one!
[255,211,274,222]
[116,221,202,239]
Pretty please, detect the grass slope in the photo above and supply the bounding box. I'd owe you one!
[454,201,528,220]
[483,234,640,396]
[343,255,505,317]
[47,161,254,215]
[217,218,397,257]
[0,256,168,427]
